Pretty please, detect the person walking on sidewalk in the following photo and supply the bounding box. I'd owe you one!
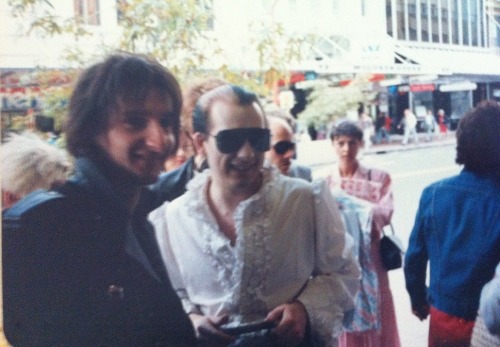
[437,109,448,134]
[398,109,419,145]
[404,100,500,347]
[374,112,391,144]
[424,109,437,142]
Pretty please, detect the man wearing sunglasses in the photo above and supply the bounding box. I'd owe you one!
[154,84,360,346]
[266,112,312,181]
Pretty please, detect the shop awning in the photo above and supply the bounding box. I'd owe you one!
[394,45,500,76]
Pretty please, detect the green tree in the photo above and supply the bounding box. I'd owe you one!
[6,0,317,132]
[298,74,377,127]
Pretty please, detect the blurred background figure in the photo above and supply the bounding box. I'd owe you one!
[1,132,72,210]
[374,112,391,144]
[424,109,438,142]
[399,109,419,145]
[163,129,195,172]
[437,109,448,134]
[151,78,227,203]
[358,103,374,148]
[162,78,228,174]
[265,107,312,181]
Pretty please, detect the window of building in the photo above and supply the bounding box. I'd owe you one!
[395,0,407,40]
[386,0,393,37]
[389,0,487,47]
[451,0,460,44]
[74,0,100,25]
[421,0,430,41]
[408,0,418,41]
[332,0,339,11]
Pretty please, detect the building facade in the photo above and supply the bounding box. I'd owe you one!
[1,0,499,129]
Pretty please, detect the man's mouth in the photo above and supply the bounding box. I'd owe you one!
[229,160,257,172]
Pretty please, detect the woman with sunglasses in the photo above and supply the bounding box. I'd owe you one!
[327,120,401,347]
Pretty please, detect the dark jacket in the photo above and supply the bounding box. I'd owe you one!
[151,156,198,206]
[2,158,197,346]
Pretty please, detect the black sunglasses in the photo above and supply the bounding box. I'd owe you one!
[210,128,271,154]
[273,140,295,155]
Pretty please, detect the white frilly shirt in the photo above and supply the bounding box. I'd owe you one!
[153,167,360,346]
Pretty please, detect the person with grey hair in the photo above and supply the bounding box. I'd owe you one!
[265,108,312,182]
[154,84,360,346]
[1,132,72,210]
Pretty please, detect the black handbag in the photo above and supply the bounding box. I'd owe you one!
[380,224,404,271]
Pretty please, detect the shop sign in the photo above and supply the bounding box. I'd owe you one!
[398,85,410,93]
[410,84,435,92]
[439,82,477,92]
[0,86,43,111]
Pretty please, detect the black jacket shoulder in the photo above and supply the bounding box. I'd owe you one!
[3,189,66,226]
[151,156,195,206]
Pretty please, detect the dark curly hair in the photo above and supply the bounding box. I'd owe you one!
[455,100,500,176]
[64,52,182,159]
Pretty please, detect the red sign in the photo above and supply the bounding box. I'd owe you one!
[410,84,435,92]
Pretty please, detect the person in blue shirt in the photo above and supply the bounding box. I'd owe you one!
[404,100,500,347]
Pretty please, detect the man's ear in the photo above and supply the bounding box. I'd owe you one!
[192,132,207,156]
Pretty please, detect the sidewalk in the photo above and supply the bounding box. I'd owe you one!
[295,131,457,170]
[363,131,456,155]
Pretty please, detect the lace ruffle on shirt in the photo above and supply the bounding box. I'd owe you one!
[183,167,277,322]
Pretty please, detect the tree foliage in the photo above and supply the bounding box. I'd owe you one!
[298,75,377,127]
[116,0,219,80]
[5,0,318,132]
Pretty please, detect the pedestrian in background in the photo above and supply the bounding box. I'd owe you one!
[265,109,312,181]
[405,100,500,347]
[437,109,448,134]
[399,108,419,145]
[374,112,391,144]
[327,120,401,347]
[151,77,227,203]
[424,109,437,142]
[2,52,197,346]
[358,103,374,148]
[1,131,72,210]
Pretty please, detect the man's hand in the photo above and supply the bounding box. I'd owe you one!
[266,300,309,347]
[189,313,234,346]
[412,304,430,321]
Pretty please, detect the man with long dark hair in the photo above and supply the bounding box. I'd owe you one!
[2,53,196,346]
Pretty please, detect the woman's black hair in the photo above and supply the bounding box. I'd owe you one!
[455,100,500,176]
[329,120,363,141]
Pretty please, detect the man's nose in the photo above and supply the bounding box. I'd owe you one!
[236,140,256,158]
[145,120,169,152]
